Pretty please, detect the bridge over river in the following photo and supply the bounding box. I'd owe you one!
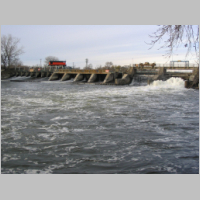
[48,66,199,88]
[1,66,199,88]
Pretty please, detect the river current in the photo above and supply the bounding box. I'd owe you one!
[1,77,199,174]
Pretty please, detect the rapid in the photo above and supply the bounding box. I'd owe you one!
[1,77,199,173]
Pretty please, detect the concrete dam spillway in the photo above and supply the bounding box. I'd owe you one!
[48,67,199,88]
[1,66,199,88]
[48,68,135,85]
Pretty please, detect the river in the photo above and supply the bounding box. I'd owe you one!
[1,77,199,173]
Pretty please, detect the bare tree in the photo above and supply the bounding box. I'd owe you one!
[83,63,93,69]
[44,56,59,66]
[1,34,24,67]
[10,59,23,68]
[105,62,113,68]
[148,25,199,62]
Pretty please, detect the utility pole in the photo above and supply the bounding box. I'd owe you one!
[40,59,42,67]
[172,51,173,62]
[86,58,88,68]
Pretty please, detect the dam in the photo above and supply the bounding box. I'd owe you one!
[48,66,199,88]
[1,65,199,89]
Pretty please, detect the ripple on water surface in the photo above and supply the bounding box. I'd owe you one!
[1,78,199,174]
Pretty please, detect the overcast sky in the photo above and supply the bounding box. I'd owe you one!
[1,25,196,68]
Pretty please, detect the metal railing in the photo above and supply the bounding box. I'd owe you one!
[57,69,110,73]
[132,63,199,68]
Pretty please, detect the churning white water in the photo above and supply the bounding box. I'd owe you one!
[1,78,199,174]
[149,77,185,88]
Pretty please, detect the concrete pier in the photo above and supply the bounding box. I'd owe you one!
[185,68,199,89]
[25,72,30,77]
[88,74,97,83]
[103,73,114,84]
[153,67,167,80]
[148,67,167,84]
[115,74,132,85]
[20,71,25,76]
[41,71,46,78]
[35,72,41,78]
[61,73,71,81]
[1,66,198,89]
[49,73,59,81]
[15,71,19,77]
[46,72,52,77]
[128,67,137,77]
[30,72,35,77]
[74,73,84,82]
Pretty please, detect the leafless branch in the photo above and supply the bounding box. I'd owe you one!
[1,34,24,67]
[147,25,199,62]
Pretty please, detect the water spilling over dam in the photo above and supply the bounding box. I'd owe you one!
[1,65,199,89]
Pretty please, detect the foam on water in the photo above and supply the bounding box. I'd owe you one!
[50,116,69,121]
[42,80,71,84]
[149,77,185,88]
[1,77,198,174]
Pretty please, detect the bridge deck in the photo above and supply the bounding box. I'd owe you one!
[56,67,197,74]
[56,69,110,74]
